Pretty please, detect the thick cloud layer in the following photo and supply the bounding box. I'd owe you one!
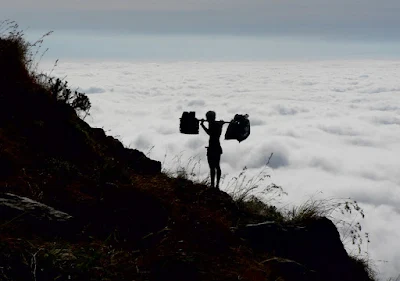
[40,60,400,280]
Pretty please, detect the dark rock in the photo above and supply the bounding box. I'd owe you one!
[91,127,107,139]
[100,133,161,175]
[233,217,365,281]
[263,257,318,281]
[232,220,306,255]
[0,193,72,221]
[126,148,162,174]
[0,193,75,237]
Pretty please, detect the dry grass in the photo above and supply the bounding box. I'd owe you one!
[0,20,52,76]
[286,197,369,255]
[348,255,377,281]
[223,153,286,204]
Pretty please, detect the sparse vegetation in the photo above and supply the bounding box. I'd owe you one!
[224,153,286,204]
[226,166,286,204]
[161,152,371,258]
[235,195,285,222]
[286,197,369,255]
[161,152,208,183]
[349,255,377,281]
[0,238,143,281]
[44,76,91,117]
[0,20,91,118]
[0,20,52,77]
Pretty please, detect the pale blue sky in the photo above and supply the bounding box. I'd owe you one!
[23,31,400,61]
[3,1,400,60]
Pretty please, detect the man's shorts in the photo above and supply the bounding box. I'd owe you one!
[207,145,222,168]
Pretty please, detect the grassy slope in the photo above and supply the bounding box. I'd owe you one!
[0,30,376,281]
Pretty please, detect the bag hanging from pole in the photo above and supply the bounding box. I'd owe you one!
[225,114,250,142]
[179,111,199,134]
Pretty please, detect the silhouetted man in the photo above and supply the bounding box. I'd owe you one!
[200,111,227,189]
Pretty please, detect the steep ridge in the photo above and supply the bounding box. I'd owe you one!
[0,32,375,281]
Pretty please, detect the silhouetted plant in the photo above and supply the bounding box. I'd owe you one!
[348,255,377,281]
[45,76,91,117]
[161,152,206,183]
[224,153,287,205]
[0,20,28,63]
[286,196,369,255]
[236,195,285,222]
[0,20,52,75]
[1,20,90,117]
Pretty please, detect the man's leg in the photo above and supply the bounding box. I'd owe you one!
[207,152,216,188]
[210,167,215,188]
[215,154,221,189]
[216,166,221,189]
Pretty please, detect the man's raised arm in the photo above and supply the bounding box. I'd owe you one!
[200,120,210,135]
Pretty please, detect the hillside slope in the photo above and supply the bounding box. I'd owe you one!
[0,30,375,281]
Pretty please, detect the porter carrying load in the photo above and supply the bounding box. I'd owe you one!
[179,111,250,142]
[179,111,250,189]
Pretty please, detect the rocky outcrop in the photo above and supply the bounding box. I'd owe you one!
[92,127,161,174]
[233,217,371,281]
[0,193,74,237]
[0,193,72,221]
[105,135,161,174]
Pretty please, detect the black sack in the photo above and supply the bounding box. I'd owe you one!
[225,114,250,142]
[180,111,199,134]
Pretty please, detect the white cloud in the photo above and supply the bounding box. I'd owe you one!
[132,134,154,151]
[272,104,309,116]
[244,142,290,169]
[360,87,400,94]
[187,99,206,107]
[345,137,380,148]
[318,124,362,136]
[82,87,106,94]
[39,59,400,280]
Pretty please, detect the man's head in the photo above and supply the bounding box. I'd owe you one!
[206,111,216,122]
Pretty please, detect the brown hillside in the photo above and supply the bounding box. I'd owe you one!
[0,28,375,281]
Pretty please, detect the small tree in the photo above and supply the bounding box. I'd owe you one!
[46,76,91,118]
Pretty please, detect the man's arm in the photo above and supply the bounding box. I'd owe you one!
[200,120,210,135]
